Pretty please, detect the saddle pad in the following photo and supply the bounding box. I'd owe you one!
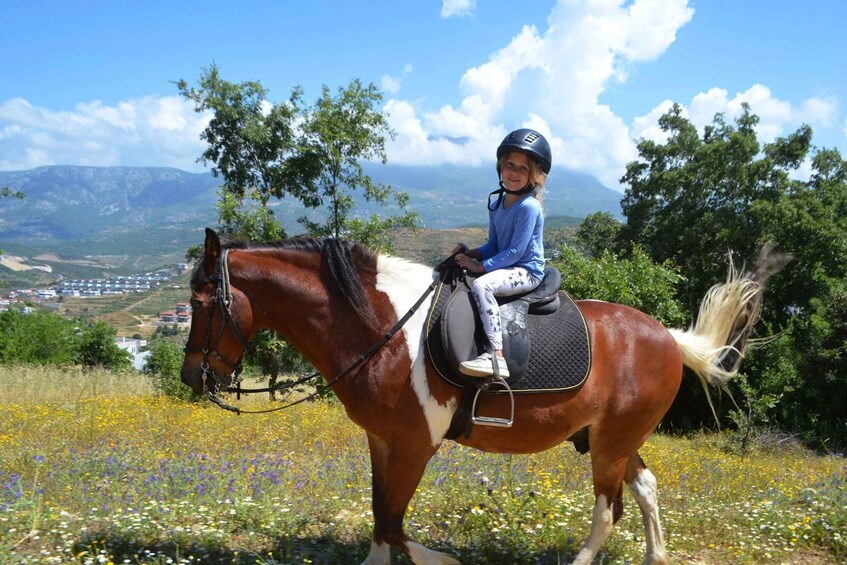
[516,290,591,392]
[429,290,592,394]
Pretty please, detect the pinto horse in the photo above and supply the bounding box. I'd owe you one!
[181,228,779,565]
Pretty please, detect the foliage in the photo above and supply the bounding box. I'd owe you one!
[1,370,844,564]
[73,320,133,371]
[298,79,420,246]
[144,340,197,401]
[175,63,318,210]
[574,211,622,258]
[177,65,420,252]
[552,244,687,327]
[617,103,847,448]
[0,308,77,365]
[0,309,131,371]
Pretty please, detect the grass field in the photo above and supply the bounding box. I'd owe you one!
[0,365,844,564]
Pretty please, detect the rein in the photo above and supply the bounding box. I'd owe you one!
[193,249,454,415]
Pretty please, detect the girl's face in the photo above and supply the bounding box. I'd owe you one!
[500,151,531,191]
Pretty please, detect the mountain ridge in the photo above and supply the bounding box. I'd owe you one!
[0,164,623,284]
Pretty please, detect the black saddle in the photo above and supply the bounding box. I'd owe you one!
[425,263,591,391]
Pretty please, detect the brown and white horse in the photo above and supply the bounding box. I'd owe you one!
[181,228,778,565]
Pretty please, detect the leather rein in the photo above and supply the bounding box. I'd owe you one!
[185,248,448,415]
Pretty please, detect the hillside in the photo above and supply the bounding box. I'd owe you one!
[0,164,619,283]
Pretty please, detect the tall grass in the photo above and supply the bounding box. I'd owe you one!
[0,365,844,564]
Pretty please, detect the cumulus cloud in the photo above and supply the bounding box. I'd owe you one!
[380,64,413,96]
[388,0,694,186]
[381,75,402,96]
[642,84,839,148]
[441,0,476,19]
[0,96,209,171]
[3,0,841,189]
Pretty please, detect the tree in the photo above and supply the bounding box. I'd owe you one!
[299,79,420,250]
[176,63,321,244]
[619,103,847,447]
[144,340,196,400]
[74,320,132,371]
[1,187,23,199]
[177,66,421,401]
[0,309,77,365]
[575,211,622,258]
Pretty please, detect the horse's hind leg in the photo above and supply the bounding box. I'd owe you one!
[625,452,668,565]
[572,451,629,565]
[362,432,459,565]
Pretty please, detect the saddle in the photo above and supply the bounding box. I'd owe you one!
[425,262,592,438]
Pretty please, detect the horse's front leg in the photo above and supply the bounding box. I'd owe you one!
[361,432,459,565]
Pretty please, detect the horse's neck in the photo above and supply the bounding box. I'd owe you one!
[234,249,379,372]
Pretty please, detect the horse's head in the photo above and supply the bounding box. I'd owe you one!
[181,228,254,396]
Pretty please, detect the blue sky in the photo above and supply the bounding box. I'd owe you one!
[1,0,845,189]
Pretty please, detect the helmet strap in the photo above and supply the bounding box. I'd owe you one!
[487,180,534,211]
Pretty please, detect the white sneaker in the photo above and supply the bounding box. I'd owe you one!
[459,352,510,378]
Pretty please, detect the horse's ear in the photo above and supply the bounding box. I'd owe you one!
[203,227,221,277]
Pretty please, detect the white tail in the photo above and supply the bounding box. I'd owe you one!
[667,245,791,420]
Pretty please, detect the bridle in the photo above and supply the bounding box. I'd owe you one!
[183,249,252,398]
[184,247,452,415]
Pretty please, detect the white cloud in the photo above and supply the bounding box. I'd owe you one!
[380,65,413,97]
[441,0,476,19]
[649,84,838,149]
[381,74,402,96]
[388,0,694,187]
[0,96,209,171]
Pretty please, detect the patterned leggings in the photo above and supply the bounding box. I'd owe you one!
[470,267,540,351]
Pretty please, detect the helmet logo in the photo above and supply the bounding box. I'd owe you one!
[524,132,540,144]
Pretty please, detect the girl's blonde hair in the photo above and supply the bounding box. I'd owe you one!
[497,153,547,208]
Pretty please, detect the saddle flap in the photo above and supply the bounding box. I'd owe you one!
[442,289,485,373]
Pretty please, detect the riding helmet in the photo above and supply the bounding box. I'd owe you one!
[496,128,552,174]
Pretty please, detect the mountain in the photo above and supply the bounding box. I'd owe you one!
[0,164,622,282]
[363,163,621,228]
[0,166,220,242]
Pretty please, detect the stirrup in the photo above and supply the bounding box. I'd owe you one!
[471,375,514,428]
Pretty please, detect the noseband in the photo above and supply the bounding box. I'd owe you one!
[184,249,252,394]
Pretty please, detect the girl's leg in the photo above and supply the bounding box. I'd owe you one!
[469,267,539,351]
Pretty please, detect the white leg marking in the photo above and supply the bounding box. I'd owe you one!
[361,540,390,565]
[376,257,455,446]
[572,494,613,565]
[407,541,461,564]
[628,467,668,565]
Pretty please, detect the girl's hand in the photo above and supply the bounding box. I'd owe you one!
[455,253,485,273]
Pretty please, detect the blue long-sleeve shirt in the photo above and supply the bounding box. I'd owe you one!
[477,195,545,280]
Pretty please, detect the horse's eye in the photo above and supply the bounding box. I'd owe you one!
[189,299,203,310]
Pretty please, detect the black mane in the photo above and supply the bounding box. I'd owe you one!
[220,236,381,331]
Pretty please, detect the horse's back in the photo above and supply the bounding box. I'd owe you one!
[576,299,684,415]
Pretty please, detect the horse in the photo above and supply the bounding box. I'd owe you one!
[181,227,781,565]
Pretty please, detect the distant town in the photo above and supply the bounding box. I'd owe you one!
[0,262,190,314]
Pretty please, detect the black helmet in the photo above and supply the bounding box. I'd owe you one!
[496,128,552,174]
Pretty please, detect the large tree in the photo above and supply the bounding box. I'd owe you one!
[176,63,320,240]
[618,103,847,447]
[298,79,419,249]
[177,66,420,397]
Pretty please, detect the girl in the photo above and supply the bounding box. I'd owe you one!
[453,128,550,377]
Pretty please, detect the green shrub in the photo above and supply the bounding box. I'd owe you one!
[144,340,196,401]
